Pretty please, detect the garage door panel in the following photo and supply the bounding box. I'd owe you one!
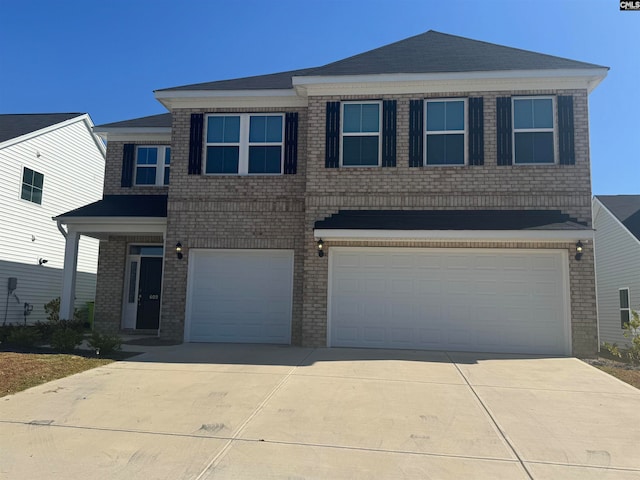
[329,248,569,354]
[186,250,293,344]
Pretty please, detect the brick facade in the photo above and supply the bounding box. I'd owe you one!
[93,87,598,356]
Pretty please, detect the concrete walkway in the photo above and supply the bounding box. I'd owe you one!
[1,344,639,479]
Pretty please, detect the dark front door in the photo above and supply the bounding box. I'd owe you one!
[136,257,162,329]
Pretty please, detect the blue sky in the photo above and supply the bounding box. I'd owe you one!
[0,0,637,194]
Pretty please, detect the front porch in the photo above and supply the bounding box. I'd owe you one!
[54,195,168,337]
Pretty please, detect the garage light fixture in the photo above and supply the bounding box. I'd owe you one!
[176,242,183,260]
[575,241,583,261]
[317,239,324,257]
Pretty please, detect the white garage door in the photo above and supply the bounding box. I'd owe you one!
[329,248,570,354]
[186,249,293,343]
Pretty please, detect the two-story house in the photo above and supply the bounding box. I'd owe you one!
[0,113,105,324]
[55,31,607,355]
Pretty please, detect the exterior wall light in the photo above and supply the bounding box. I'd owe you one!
[176,242,183,260]
[317,239,324,257]
[575,241,583,261]
[38,258,48,266]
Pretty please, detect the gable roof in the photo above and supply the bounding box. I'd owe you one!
[157,30,607,92]
[95,113,172,129]
[0,113,84,143]
[596,195,640,242]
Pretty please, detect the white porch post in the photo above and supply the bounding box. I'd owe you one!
[60,230,80,321]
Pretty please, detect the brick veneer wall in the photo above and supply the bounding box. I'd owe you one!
[157,107,308,343]
[301,88,597,356]
[93,235,164,334]
[103,140,171,196]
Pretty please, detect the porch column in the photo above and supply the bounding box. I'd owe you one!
[60,230,80,321]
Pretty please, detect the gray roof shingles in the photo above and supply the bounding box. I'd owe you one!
[315,210,589,231]
[596,195,640,241]
[96,113,172,129]
[157,30,606,93]
[57,195,168,219]
[0,113,84,143]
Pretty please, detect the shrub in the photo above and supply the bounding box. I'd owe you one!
[0,324,16,343]
[6,326,42,348]
[88,332,121,356]
[603,309,640,366]
[44,297,80,323]
[50,328,83,353]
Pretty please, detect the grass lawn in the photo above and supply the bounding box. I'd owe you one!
[0,352,114,397]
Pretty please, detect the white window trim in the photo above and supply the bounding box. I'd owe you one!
[20,166,44,205]
[134,146,170,186]
[424,97,468,166]
[512,96,558,165]
[204,113,285,176]
[340,100,382,167]
[620,287,631,328]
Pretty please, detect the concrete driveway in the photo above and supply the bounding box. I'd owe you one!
[1,345,639,479]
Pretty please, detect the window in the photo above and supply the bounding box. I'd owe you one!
[341,102,381,166]
[205,114,284,175]
[135,146,170,186]
[513,97,555,164]
[21,167,44,204]
[620,288,631,328]
[425,99,466,165]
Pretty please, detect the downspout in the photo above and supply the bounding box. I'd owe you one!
[56,218,68,239]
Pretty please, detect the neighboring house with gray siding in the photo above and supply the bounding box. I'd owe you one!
[56,31,607,356]
[0,114,105,325]
[593,195,640,347]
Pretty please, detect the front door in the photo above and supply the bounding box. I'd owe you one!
[136,257,162,329]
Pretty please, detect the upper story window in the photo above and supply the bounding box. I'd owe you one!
[205,114,284,175]
[21,167,44,204]
[425,99,466,165]
[513,97,555,164]
[620,288,631,328]
[341,102,381,167]
[135,146,170,186]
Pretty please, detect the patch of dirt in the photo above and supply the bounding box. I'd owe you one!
[582,357,640,390]
[0,352,114,397]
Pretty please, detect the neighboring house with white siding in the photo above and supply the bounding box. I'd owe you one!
[0,113,105,325]
[593,195,640,347]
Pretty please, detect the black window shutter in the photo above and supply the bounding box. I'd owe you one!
[188,113,204,175]
[496,97,512,166]
[468,97,484,166]
[558,95,575,165]
[284,112,298,174]
[121,143,134,187]
[382,100,397,167]
[409,99,424,167]
[325,101,340,168]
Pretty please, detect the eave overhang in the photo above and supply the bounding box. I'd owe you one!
[153,89,307,109]
[313,229,593,243]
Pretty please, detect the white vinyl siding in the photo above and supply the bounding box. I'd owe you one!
[593,201,640,347]
[329,247,570,355]
[0,118,104,324]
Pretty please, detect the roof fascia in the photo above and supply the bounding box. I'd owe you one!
[293,68,608,95]
[93,127,172,142]
[0,114,88,150]
[592,197,640,248]
[313,229,593,242]
[154,89,307,109]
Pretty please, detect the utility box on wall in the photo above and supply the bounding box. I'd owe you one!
[8,277,17,293]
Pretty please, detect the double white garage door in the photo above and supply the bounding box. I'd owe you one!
[185,248,570,354]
